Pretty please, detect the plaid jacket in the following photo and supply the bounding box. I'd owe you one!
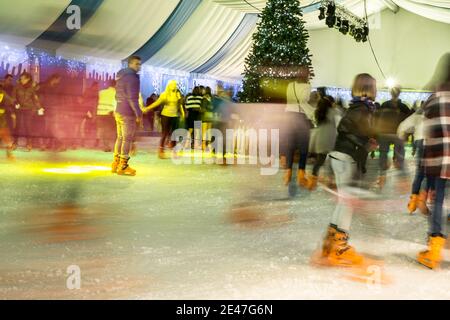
[422,91,450,179]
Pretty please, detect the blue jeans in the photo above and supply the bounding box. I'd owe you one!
[411,140,425,194]
[114,113,136,159]
[427,177,447,236]
[378,135,405,173]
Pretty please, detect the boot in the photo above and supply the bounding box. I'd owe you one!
[297,169,309,188]
[417,236,446,269]
[307,175,318,191]
[376,175,386,189]
[111,155,120,173]
[327,230,364,266]
[280,156,287,169]
[158,147,167,159]
[322,225,338,257]
[6,148,15,161]
[117,157,136,176]
[417,190,429,216]
[283,169,292,186]
[407,194,419,214]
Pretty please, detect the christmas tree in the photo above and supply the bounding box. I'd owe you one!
[239,0,314,103]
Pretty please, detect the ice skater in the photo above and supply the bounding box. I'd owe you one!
[416,53,450,269]
[314,73,378,267]
[307,96,341,190]
[283,66,315,187]
[397,103,434,215]
[112,55,143,176]
[143,80,185,159]
[0,85,15,160]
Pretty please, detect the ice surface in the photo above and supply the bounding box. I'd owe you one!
[0,145,448,299]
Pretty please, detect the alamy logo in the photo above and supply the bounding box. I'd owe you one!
[66,5,81,30]
[171,121,280,175]
[66,265,81,290]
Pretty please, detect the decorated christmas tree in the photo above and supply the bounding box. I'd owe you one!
[239,0,314,103]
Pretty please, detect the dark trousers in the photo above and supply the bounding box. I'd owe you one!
[426,177,447,236]
[15,109,35,146]
[186,108,201,130]
[285,112,311,170]
[114,113,137,159]
[312,153,328,176]
[378,135,405,173]
[160,115,178,148]
[97,115,116,150]
[0,127,12,147]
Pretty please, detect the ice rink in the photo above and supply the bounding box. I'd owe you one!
[0,145,449,299]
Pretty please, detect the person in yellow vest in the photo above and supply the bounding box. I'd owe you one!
[96,80,117,152]
[0,86,15,160]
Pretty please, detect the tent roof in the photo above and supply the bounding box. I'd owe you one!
[0,0,448,81]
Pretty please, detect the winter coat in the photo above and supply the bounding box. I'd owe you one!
[333,99,375,173]
[309,107,342,154]
[13,83,41,112]
[115,68,142,118]
[374,99,412,135]
[397,109,425,141]
[37,82,63,117]
[422,91,450,179]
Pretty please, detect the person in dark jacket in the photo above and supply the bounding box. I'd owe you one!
[145,93,158,132]
[12,72,42,151]
[314,73,378,268]
[185,86,203,149]
[112,55,143,176]
[374,86,412,187]
[37,73,62,150]
[81,82,99,147]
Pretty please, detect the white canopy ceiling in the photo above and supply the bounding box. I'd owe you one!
[0,0,448,85]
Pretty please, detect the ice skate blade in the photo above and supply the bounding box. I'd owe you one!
[416,258,441,270]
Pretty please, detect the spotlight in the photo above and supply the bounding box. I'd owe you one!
[318,6,326,20]
[354,28,363,42]
[386,78,397,88]
[349,25,355,36]
[318,1,368,44]
[327,3,336,16]
[326,15,336,28]
[339,20,349,34]
[361,25,369,42]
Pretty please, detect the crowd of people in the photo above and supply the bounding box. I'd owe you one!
[279,55,449,270]
[1,53,449,270]
[0,56,232,165]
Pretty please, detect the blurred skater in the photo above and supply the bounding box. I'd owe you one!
[144,80,185,159]
[283,66,315,187]
[417,53,450,269]
[0,84,15,160]
[397,104,433,215]
[96,80,117,152]
[307,96,341,190]
[315,73,378,267]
